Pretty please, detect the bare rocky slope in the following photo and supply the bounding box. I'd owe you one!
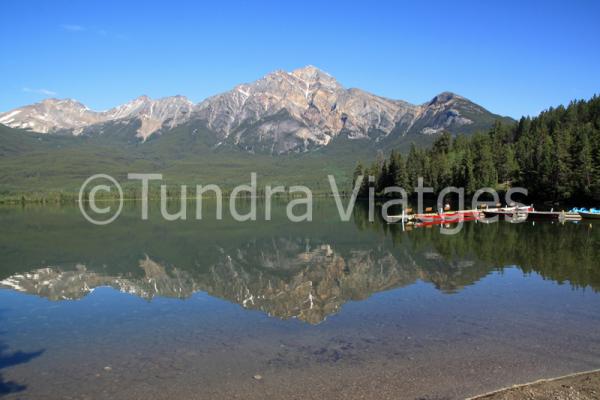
[0,66,512,153]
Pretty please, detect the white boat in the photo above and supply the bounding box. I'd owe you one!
[579,211,600,220]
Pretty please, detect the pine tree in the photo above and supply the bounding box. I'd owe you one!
[386,150,400,191]
[352,162,365,192]
[393,151,409,189]
[352,94,600,202]
[406,143,421,189]
[377,160,389,194]
[472,134,497,189]
[573,126,593,198]
[456,148,475,194]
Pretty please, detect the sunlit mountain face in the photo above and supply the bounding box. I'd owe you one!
[0,66,512,152]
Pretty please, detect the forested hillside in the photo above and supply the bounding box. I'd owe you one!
[353,95,600,203]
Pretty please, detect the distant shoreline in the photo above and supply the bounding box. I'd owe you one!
[0,193,588,211]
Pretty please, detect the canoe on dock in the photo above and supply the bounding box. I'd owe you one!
[414,210,481,223]
[388,210,481,224]
[391,205,585,226]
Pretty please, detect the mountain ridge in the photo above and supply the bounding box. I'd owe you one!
[0,66,513,153]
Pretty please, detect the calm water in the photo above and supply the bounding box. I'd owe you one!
[1,201,599,399]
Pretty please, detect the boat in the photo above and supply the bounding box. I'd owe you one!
[414,210,481,223]
[572,207,600,219]
[484,205,584,222]
[579,210,600,220]
[508,214,529,223]
[482,205,532,219]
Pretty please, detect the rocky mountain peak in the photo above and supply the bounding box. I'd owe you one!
[427,91,462,105]
[0,67,509,151]
[40,98,87,108]
[102,95,194,140]
[0,98,100,134]
[291,64,326,77]
[290,65,339,87]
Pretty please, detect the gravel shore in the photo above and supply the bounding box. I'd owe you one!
[469,370,600,400]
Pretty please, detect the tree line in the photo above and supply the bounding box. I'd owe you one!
[352,95,600,203]
[351,201,600,292]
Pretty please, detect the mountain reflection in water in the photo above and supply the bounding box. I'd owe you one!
[0,202,598,324]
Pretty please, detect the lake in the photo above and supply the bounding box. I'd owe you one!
[1,200,599,399]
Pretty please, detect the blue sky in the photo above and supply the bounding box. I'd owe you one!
[1,0,599,118]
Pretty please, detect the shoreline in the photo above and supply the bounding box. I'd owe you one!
[468,369,600,399]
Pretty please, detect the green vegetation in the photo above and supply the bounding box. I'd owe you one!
[354,95,600,203]
[0,117,476,202]
[1,95,597,204]
[0,123,374,202]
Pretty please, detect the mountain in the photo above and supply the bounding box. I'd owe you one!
[0,66,512,153]
[0,66,516,195]
[0,239,486,324]
[0,95,194,140]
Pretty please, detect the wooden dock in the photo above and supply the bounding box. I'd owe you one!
[482,207,582,222]
[390,207,583,227]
